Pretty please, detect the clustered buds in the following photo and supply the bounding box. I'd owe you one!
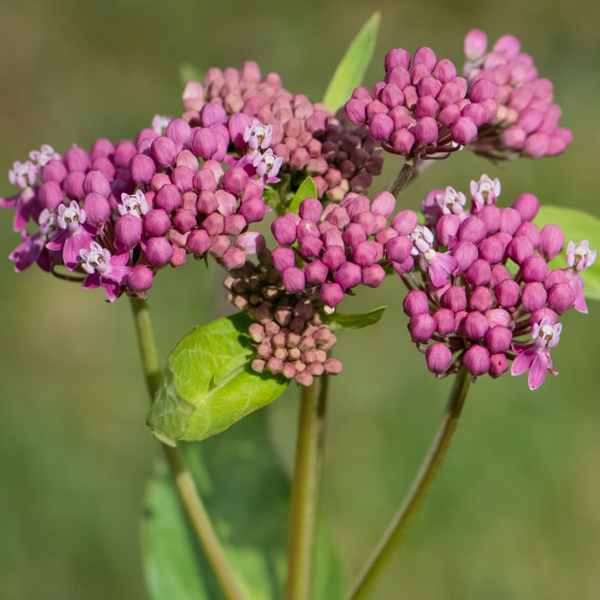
[463,30,573,159]
[270,191,398,308]
[181,62,383,201]
[398,174,594,389]
[224,250,342,386]
[345,46,498,158]
[3,112,278,300]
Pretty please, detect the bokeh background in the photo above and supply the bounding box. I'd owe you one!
[1,0,599,598]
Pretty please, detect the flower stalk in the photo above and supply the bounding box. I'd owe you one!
[129,297,249,600]
[286,375,330,600]
[346,367,471,600]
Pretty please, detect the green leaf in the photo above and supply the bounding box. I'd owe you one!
[288,176,318,213]
[535,206,600,301]
[324,306,387,331]
[147,313,289,445]
[179,63,204,85]
[141,410,344,600]
[323,12,381,112]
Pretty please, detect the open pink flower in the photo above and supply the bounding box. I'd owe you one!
[511,316,561,390]
[46,201,95,270]
[243,120,273,151]
[79,242,132,302]
[1,187,38,231]
[409,225,458,287]
[470,174,500,211]
[565,240,597,314]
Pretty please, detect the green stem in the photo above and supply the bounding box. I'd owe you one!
[286,376,329,600]
[346,368,471,600]
[388,157,419,198]
[129,297,249,600]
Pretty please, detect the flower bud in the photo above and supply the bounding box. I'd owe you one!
[362,264,386,287]
[223,214,246,236]
[478,235,505,264]
[151,136,177,167]
[463,345,490,376]
[409,313,437,343]
[221,247,246,270]
[403,290,429,317]
[282,267,306,293]
[524,133,549,158]
[155,184,182,213]
[126,265,154,292]
[452,117,478,145]
[334,261,362,290]
[503,126,526,149]
[426,343,453,374]
[547,282,574,314]
[41,160,68,184]
[515,222,540,248]
[495,279,520,307]
[433,308,454,335]
[539,224,564,260]
[544,269,569,290]
[146,236,173,267]
[521,255,549,283]
[299,198,323,222]
[143,208,171,237]
[303,260,328,284]
[489,353,508,378]
[173,208,197,232]
[130,154,156,185]
[530,307,558,326]
[39,181,64,210]
[436,214,460,246]
[385,48,411,71]
[115,214,142,249]
[391,210,418,235]
[500,207,522,236]
[234,199,262,224]
[370,191,395,217]
[453,241,479,274]
[65,147,90,172]
[319,282,344,307]
[466,258,491,286]
[201,103,227,127]
[345,99,367,125]
[369,114,394,141]
[323,358,343,375]
[414,117,439,144]
[223,168,249,195]
[507,235,534,265]
[83,170,110,198]
[83,193,110,226]
[521,282,548,312]
[442,286,467,312]
[464,311,489,340]
[391,128,416,154]
[485,326,512,354]
[299,235,323,259]
[62,171,85,200]
[322,246,346,270]
[478,205,501,234]
[192,128,218,159]
[469,286,493,312]
[513,193,539,222]
[385,236,412,263]
[186,229,211,256]
[459,216,487,244]
[464,29,488,62]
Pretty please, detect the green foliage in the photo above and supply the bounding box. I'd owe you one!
[147,313,289,445]
[323,13,380,112]
[141,410,344,600]
[535,206,600,300]
[178,63,204,85]
[288,176,318,213]
[324,306,387,331]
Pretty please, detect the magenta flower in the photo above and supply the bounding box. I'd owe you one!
[511,316,561,390]
[152,114,172,136]
[243,120,273,151]
[409,225,458,287]
[470,174,500,211]
[252,149,283,182]
[118,190,150,218]
[46,201,95,270]
[565,240,597,313]
[79,242,132,302]
[9,160,38,189]
[29,144,60,168]
[1,186,39,231]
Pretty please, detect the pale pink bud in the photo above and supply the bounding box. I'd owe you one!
[464,29,488,62]
[146,236,173,266]
[513,193,539,222]
[426,343,453,374]
[409,313,437,343]
[319,282,344,307]
[463,345,490,376]
[539,224,564,260]
[403,290,429,317]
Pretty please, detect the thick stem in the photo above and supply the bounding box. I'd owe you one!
[388,157,419,198]
[129,298,249,600]
[346,368,471,600]
[286,377,329,600]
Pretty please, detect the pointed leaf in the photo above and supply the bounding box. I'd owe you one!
[141,410,344,600]
[323,13,381,112]
[535,206,600,300]
[147,313,289,445]
[288,176,318,213]
[324,306,387,331]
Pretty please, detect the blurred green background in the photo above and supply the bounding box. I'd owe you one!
[1,0,599,598]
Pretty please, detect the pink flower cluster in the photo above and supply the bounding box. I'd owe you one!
[463,30,573,159]
[270,191,401,308]
[224,250,342,387]
[2,114,278,301]
[344,46,498,157]
[181,62,383,201]
[398,174,594,389]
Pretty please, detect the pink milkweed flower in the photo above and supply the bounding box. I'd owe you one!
[511,316,561,390]
[409,225,458,287]
[243,120,273,151]
[29,144,60,168]
[8,208,56,273]
[79,242,132,302]
[1,186,38,231]
[565,240,597,313]
[118,190,150,218]
[46,201,94,270]
[470,174,501,211]
[152,114,172,136]
[438,186,467,217]
[252,149,283,182]
[9,160,38,189]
